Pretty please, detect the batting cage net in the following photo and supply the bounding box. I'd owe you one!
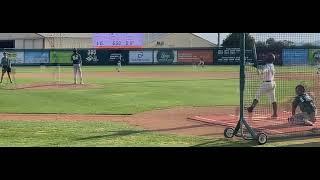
[240,33,320,143]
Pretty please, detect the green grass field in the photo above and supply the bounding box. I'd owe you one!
[0,120,214,147]
[0,65,319,147]
[1,66,240,114]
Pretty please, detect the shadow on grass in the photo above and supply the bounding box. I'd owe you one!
[263,133,320,147]
[152,124,215,133]
[191,138,257,147]
[75,124,219,141]
[282,142,320,147]
[74,123,313,147]
[75,130,146,141]
[191,134,320,147]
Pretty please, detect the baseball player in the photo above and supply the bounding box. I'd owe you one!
[0,51,13,84]
[247,53,278,118]
[116,58,122,72]
[198,57,205,68]
[313,51,320,74]
[71,48,83,84]
[288,85,317,126]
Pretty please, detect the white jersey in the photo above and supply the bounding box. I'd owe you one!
[255,63,277,103]
[260,63,275,81]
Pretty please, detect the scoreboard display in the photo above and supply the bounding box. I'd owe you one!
[93,33,144,49]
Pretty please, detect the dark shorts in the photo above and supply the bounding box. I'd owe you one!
[2,66,11,73]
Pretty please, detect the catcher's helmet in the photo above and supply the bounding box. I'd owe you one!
[73,48,77,53]
[265,53,276,63]
[295,85,305,95]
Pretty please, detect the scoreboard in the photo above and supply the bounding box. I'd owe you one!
[93,33,144,48]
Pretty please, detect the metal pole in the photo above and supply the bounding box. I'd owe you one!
[239,33,245,122]
[237,33,257,137]
[234,33,255,137]
[59,33,62,48]
[147,33,150,48]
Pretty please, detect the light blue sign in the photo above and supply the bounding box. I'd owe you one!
[24,50,50,64]
[282,49,308,65]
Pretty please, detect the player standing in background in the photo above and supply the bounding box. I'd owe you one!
[192,59,197,70]
[313,50,320,74]
[288,85,317,126]
[71,48,83,84]
[0,51,13,84]
[116,56,122,72]
[247,53,278,118]
[198,57,205,68]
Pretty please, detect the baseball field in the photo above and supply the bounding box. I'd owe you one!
[1,65,320,147]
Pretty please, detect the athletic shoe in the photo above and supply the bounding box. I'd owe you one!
[305,120,314,126]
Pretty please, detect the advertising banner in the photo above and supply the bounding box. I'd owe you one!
[79,49,108,65]
[129,51,153,64]
[153,50,177,64]
[215,48,254,65]
[177,50,213,64]
[282,49,308,65]
[107,50,129,65]
[50,50,73,64]
[24,50,50,64]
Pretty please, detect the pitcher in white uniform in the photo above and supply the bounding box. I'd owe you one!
[247,53,278,118]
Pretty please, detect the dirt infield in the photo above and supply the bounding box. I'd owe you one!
[0,106,238,138]
[192,110,320,137]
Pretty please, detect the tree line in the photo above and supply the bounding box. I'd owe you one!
[221,33,320,49]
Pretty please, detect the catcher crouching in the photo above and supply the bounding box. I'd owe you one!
[288,85,317,126]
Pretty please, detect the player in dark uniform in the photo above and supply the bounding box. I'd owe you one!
[0,51,12,84]
[71,49,83,84]
[288,85,317,126]
[116,58,121,72]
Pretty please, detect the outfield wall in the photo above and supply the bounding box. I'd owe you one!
[0,47,317,66]
[0,48,214,66]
